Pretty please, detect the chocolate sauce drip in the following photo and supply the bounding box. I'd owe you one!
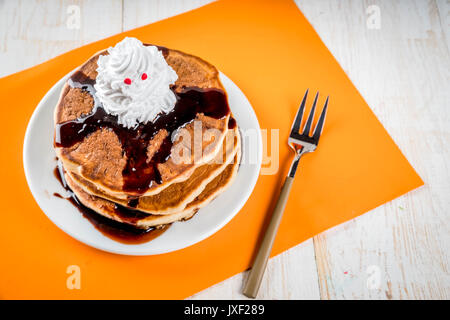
[127,198,139,208]
[68,194,169,244]
[228,117,236,129]
[53,166,66,189]
[53,163,168,244]
[153,45,169,58]
[70,71,96,86]
[55,83,230,194]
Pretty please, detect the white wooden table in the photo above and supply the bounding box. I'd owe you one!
[1,0,448,300]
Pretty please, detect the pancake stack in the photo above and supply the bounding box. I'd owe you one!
[54,44,241,231]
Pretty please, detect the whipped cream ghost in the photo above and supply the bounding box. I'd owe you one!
[94,37,178,128]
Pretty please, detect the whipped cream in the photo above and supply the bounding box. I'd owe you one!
[94,37,178,128]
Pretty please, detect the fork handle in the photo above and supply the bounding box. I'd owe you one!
[243,176,294,298]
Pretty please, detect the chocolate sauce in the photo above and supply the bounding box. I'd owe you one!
[127,198,139,208]
[53,166,66,188]
[67,194,169,245]
[70,70,96,86]
[53,163,169,244]
[228,117,236,129]
[55,82,230,194]
[153,45,169,58]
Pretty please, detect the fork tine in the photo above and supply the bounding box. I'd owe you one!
[312,96,329,143]
[302,92,319,136]
[291,89,308,134]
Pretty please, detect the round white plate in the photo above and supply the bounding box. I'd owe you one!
[23,71,262,255]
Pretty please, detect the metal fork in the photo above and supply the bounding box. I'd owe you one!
[243,89,329,298]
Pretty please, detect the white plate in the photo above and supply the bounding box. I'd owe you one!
[23,71,262,255]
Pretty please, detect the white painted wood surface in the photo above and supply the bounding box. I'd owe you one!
[0,0,448,300]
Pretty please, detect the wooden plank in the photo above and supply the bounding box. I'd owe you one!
[436,0,449,47]
[298,0,450,299]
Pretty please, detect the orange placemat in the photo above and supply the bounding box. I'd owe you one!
[0,0,422,299]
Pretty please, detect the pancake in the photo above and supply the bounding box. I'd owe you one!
[54,46,231,198]
[53,39,242,234]
[66,127,240,215]
[64,145,241,229]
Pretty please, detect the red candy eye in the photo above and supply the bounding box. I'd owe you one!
[141,73,148,80]
[124,78,132,85]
